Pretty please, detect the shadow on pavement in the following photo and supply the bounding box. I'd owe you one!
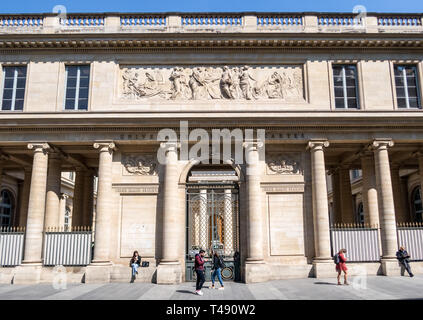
[313,281,337,285]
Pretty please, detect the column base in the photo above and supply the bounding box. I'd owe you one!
[13,263,43,284]
[156,262,182,284]
[312,259,335,278]
[84,263,112,283]
[381,259,401,276]
[244,261,270,283]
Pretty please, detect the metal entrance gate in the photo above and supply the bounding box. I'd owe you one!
[185,184,241,281]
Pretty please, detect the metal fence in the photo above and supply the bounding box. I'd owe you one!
[330,224,381,262]
[0,227,25,266]
[43,227,92,266]
[397,223,423,261]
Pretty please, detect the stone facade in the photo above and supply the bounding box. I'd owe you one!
[1,12,423,284]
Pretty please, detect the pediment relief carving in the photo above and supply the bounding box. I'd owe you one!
[266,153,303,175]
[122,154,158,176]
[120,65,304,101]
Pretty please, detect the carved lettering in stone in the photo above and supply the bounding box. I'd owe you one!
[122,154,157,176]
[266,154,303,175]
[120,65,304,101]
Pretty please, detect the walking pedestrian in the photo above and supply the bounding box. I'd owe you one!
[130,251,141,279]
[211,251,225,290]
[334,249,349,285]
[194,249,206,296]
[396,246,414,277]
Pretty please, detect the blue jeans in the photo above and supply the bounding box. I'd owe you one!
[132,263,139,276]
[212,268,224,286]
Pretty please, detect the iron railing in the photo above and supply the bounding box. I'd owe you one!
[0,227,25,267]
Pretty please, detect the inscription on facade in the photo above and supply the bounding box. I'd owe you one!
[120,65,304,101]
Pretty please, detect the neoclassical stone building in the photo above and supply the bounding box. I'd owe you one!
[0,12,423,284]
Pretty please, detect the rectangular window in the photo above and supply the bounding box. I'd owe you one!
[394,65,421,109]
[64,65,90,110]
[1,66,27,111]
[332,65,359,109]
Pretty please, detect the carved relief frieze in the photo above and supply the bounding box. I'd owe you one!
[120,65,304,101]
[122,154,158,176]
[266,153,303,175]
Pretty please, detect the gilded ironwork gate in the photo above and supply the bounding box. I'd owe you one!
[185,183,241,281]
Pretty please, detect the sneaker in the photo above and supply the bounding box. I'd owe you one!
[196,290,203,296]
[410,274,414,277]
[218,287,225,290]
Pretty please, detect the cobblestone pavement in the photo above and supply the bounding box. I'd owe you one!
[0,275,422,300]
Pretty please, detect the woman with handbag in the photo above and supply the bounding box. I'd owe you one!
[130,251,141,278]
[211,251,225,290]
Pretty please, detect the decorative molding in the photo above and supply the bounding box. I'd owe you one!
[120,65,304,101]
[266,153,303,175]
[122,154,158,176]
[261,183,305,193]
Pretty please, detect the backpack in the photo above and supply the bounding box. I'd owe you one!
[333,253,340,264]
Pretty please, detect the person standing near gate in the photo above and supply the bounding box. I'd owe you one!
[211,251,225,290]
[194,249,206,296]
[396,246,414,277]
[334,248,349,285]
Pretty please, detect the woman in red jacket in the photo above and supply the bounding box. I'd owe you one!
[336,249,349,285]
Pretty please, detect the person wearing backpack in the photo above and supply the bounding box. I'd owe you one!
[334,249,349,285]
[211,251,225,290]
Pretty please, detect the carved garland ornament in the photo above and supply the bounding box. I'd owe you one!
[266,154,303,175]
[122,154,157,176]
[120,65,304,101]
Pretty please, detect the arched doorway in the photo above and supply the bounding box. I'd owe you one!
[185,164,241,282]
[411,186,423,222]
[0,189,15,228]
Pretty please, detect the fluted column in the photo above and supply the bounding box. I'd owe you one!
[372,140,398,260]
[199,189,208,250]
[223,188,234,256]
[59,193,68,228]
[160,141,180,264]
[391,164,407,223]
[92,142,115,264]
[330,169,342,224]
[339,165,354,223]
[361,153,379,226]
[18,167,32,227]
[82,171,94,227]
[71,167,85,227]
[22,143,50,264]
[243,140,264,263]
[308,140,332,261]
[44,153,62,228]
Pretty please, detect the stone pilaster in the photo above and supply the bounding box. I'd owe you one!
[14,143,50,284]
[82,171,94,227]
[417,154,423,215]
[243,140,268,283]
[308,140,333,278]
[59,193,68,228]
[44,153,62,228]
[71,167,85,227]
[84,142,115,283]
[361,153,379,226]
[330,169,342,224]
[390,164,407,223]
[156,141,183,284]
[372,140,399,275]
[18,167,32,227]
[339,165,354,223]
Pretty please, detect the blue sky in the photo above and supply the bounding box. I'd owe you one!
[0,0,422,14]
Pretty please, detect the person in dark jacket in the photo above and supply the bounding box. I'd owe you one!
[396,246,414,277]
[130,251,141,278]
[211,251,225,290]
[194,249,206,296]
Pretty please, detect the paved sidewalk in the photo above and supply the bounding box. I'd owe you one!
[0,275,422,300]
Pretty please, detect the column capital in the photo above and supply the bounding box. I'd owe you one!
[371,139,394,150]
[159,141,180,152]
[307,140,329,151]
[27,142,51,154]
[60,193,69,200]
[93,141,116,153]
[242,139,264,151]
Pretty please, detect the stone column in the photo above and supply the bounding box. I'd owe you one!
[18,167,32,227]
[44,153,62,229]
[82,171,94,228]
[361,153,380,226]
[390,164,407,223]
[223,188,233,256]
[243,140,268,283]
[372,140,399,275]
[308,140,333,278]
[71,167,85,227]
[199,189,208,250]
[418,155,423,202]
[330,169,342,224]
[156,141,182,284]
[339,165,354,223]
[85,142,115,283]
[59,193,68,229]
